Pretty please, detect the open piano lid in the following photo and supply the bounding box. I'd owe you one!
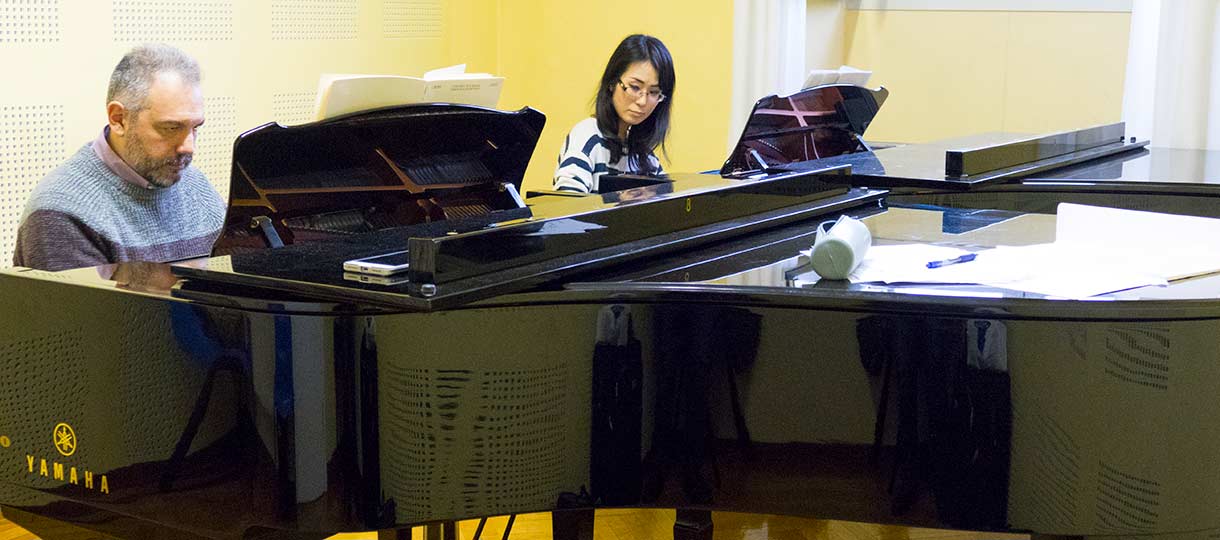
[720,84,889,177]
[214,103,545,254]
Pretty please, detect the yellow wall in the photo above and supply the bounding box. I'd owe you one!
[495,0,736,194]
[0,0,497,267]
[843,9,1132,143]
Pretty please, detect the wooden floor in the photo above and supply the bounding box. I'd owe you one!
[2,508,1028,540]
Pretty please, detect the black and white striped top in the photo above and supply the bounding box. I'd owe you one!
[553,118,663,193]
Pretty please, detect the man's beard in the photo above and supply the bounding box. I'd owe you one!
[126,132,192,188]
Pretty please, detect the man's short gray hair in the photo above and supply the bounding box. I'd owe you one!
[107,43,201,113]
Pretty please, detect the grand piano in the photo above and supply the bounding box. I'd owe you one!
[5,90,1220,540]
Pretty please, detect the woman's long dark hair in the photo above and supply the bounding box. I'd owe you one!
[594,34,675,174]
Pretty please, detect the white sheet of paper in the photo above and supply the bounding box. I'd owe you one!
[315,68,504,120]
[971,243,1167,298]
[1056,203,1220,280]
[817,241,1167,299]
[424,64,467,79]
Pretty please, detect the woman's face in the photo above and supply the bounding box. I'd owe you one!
[613,60,663,132]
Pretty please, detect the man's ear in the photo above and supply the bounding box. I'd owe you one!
[106,101,128,136]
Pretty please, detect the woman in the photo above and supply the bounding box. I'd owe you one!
[553,34,676,193]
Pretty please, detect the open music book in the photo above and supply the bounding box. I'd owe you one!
[802,65,872,89]
[313,64,504,120]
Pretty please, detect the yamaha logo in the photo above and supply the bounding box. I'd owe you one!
[21,421,110,495]
[53,423,76,457]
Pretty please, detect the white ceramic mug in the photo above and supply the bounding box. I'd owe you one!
[811,215,871,280]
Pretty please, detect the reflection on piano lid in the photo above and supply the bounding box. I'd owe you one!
[780,122,1151,190]
[720,84,889,178]
[213,103,544,255]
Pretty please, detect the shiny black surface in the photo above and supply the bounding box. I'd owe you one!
[8,201,1220,540]
[175,168,870,311]
[9,204,1220,540]
[946,122,1126,177]
[15,107,1220,540]
[886,146,1220,218]
[720,85,888,177]
[1026,146,1220,184]
[215,104,544,253]
[783,130,1150,190]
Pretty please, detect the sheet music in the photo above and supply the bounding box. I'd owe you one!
[802,65,873,89]
[314,65,504,120]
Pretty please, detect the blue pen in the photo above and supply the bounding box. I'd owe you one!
[926,253,977,268]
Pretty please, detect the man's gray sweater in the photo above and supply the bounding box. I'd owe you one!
[12,143,225,271]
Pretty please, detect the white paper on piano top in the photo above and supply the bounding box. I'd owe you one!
[313,64,505,121]
[1054,202,1220,281]
[828,203,1220,298]
[825,239,1166,299]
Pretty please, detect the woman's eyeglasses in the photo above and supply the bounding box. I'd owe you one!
[618,80,667,103]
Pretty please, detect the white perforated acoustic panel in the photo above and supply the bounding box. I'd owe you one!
[1102,326,1170,391]
[0,105,65,266]
[272,92,318,126]
[113,0,234,42]
[1095,462,1160,533]
[271,0,358,41]
[379,364,573,522]
[0,326,86,505]
[384,0,442,39]
[0,0,60,43]
[195,96,238,199]
[116,302,233,461]
[1019,413,1080,530]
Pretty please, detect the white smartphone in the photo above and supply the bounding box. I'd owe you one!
[342,272,410,286]
[342,250,410,276]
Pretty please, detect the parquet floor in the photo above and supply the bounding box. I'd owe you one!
[2,508,1028,540]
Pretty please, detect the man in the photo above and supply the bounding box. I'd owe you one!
[12,43,225,271]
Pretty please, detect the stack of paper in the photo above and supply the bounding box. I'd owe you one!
[802,65,872,89]
[313,64,504,121]
[810,204,1220,298]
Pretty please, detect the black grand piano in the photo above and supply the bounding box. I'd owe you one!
[5,90,1220,540]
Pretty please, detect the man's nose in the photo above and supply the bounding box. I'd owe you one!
[177,130,196,156]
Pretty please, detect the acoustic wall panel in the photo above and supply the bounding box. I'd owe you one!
[384,0,442,39]
[0,105,64,266]
[113,0,234,42]
[271,91,318,126]
[0,0,60,43]
[195,96,238,198]
[271,0,358,41]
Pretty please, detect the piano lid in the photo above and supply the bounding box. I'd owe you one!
[720,84,889,178]
[214,103,544,254]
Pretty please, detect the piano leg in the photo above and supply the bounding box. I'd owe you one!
[426,522,458,540]
[550,509,593,540]
[377,523,456,540]
[673,509,713,540]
